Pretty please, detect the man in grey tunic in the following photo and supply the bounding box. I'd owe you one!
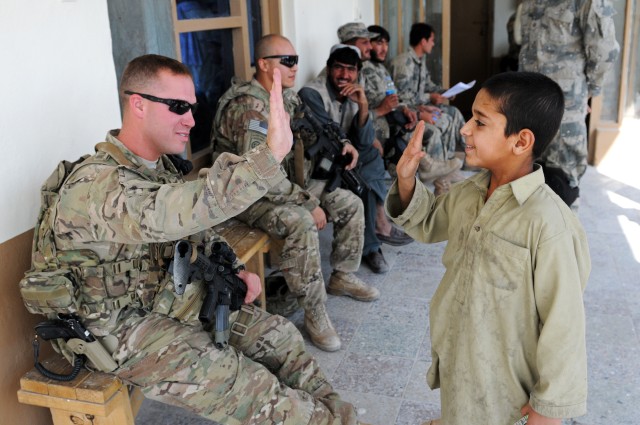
[299,45,411,274]
[518,0,619,207]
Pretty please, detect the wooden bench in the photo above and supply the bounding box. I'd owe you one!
[17,219,275,424]
[17,356,143,425]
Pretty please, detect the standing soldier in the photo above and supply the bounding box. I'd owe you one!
[518,0,619,209]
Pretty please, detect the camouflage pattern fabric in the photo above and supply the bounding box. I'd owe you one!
[212,78,365,310]
[39,133,358,423]
[361,60,450,161]
[114,304,357,424]
[53,133,285,335]
[518,0,619,188]
[388,50,466,158]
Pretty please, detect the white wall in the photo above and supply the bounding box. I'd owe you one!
[0,0,120,243]
[280,0,375,90]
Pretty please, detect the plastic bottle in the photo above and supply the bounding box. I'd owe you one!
[384,75,396,96]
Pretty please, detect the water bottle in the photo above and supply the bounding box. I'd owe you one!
[384,76,397,111]
[384,75,396,96]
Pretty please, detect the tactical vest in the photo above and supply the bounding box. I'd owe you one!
[19,143,178,330]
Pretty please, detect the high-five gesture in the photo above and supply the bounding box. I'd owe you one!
[397,120,426,208]
[266,68,294,162]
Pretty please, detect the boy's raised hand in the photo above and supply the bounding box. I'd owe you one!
[266,68,294,162]
[397,121,426,208]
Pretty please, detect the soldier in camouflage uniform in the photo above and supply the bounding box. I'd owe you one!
[211,35,379,352]
[518,0,619,206]
[362,24,462,187]
[25,54,364,425]
[388,23,466,194]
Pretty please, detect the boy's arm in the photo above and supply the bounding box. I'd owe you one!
[385,122,449,243]
[529,223,590,418]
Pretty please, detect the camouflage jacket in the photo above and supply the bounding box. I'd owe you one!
[388,48,442,106]
[362,60,392,140]
[211,78,320,225]
[518,0,619,97]
[50,132,286,334]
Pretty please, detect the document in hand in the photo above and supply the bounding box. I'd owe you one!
[442,80,476,98]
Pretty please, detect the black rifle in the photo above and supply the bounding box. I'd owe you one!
[169,241,247,349]
[293,102,369,197]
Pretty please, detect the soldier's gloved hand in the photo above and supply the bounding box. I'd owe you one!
[237,270,262,304]
[266,68,294,163]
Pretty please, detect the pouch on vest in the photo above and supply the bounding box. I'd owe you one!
[19,269,80,316]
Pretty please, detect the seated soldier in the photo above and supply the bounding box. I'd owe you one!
[20,54,367,425]
[389,22,467,195]
[361,24,461,183]
[300,39,413,276]
[211,34,379,352]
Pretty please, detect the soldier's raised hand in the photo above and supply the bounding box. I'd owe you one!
[266,68,294,162]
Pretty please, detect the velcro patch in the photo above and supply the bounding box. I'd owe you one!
[248,119,268,135]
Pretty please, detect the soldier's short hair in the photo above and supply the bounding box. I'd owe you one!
[327,46,362,71]
[482,71,565,158]
[368,25,390,43]
[409,23,434,47]
[120,54,192,108]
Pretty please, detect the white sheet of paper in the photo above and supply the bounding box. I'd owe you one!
[442,80,476,98]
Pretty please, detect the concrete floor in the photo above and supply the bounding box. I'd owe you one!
[136,121,640,425]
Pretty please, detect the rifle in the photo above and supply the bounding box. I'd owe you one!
[169,240,247,349]
[293,101,369,197]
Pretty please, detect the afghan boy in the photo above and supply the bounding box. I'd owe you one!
[385,72,591,425]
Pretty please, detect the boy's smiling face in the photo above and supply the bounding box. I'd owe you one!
[461,88,520,172]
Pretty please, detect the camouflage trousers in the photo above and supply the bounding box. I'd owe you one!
[253,185,364,310]
[113,305,357,424]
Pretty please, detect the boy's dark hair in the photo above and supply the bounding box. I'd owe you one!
[120,54,192,107]
[327,47,362,71]
[409,23,434,47]
[481,71,564,158]
[368,25,390,43]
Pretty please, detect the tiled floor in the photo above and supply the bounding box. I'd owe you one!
[136,120,640,424]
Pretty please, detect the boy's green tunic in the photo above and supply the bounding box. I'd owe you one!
[386,166,590,424]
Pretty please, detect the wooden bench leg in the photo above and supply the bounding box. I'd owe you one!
[48,385,135,425]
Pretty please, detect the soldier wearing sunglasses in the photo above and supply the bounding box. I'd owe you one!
[31,54,367,425]
[212,34,380,354]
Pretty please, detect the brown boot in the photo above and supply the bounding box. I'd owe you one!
[419,156,463,184]
[304,304,341,352]
[328,271,380,301]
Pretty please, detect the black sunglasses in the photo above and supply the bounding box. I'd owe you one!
[124,91,198,115]
[262,55,299,68]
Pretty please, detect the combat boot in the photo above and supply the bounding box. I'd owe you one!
[328,271,380,301]
[419,156,463,184]
[304,304,341,352]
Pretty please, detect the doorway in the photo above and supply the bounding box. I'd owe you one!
[448,0,493,119]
